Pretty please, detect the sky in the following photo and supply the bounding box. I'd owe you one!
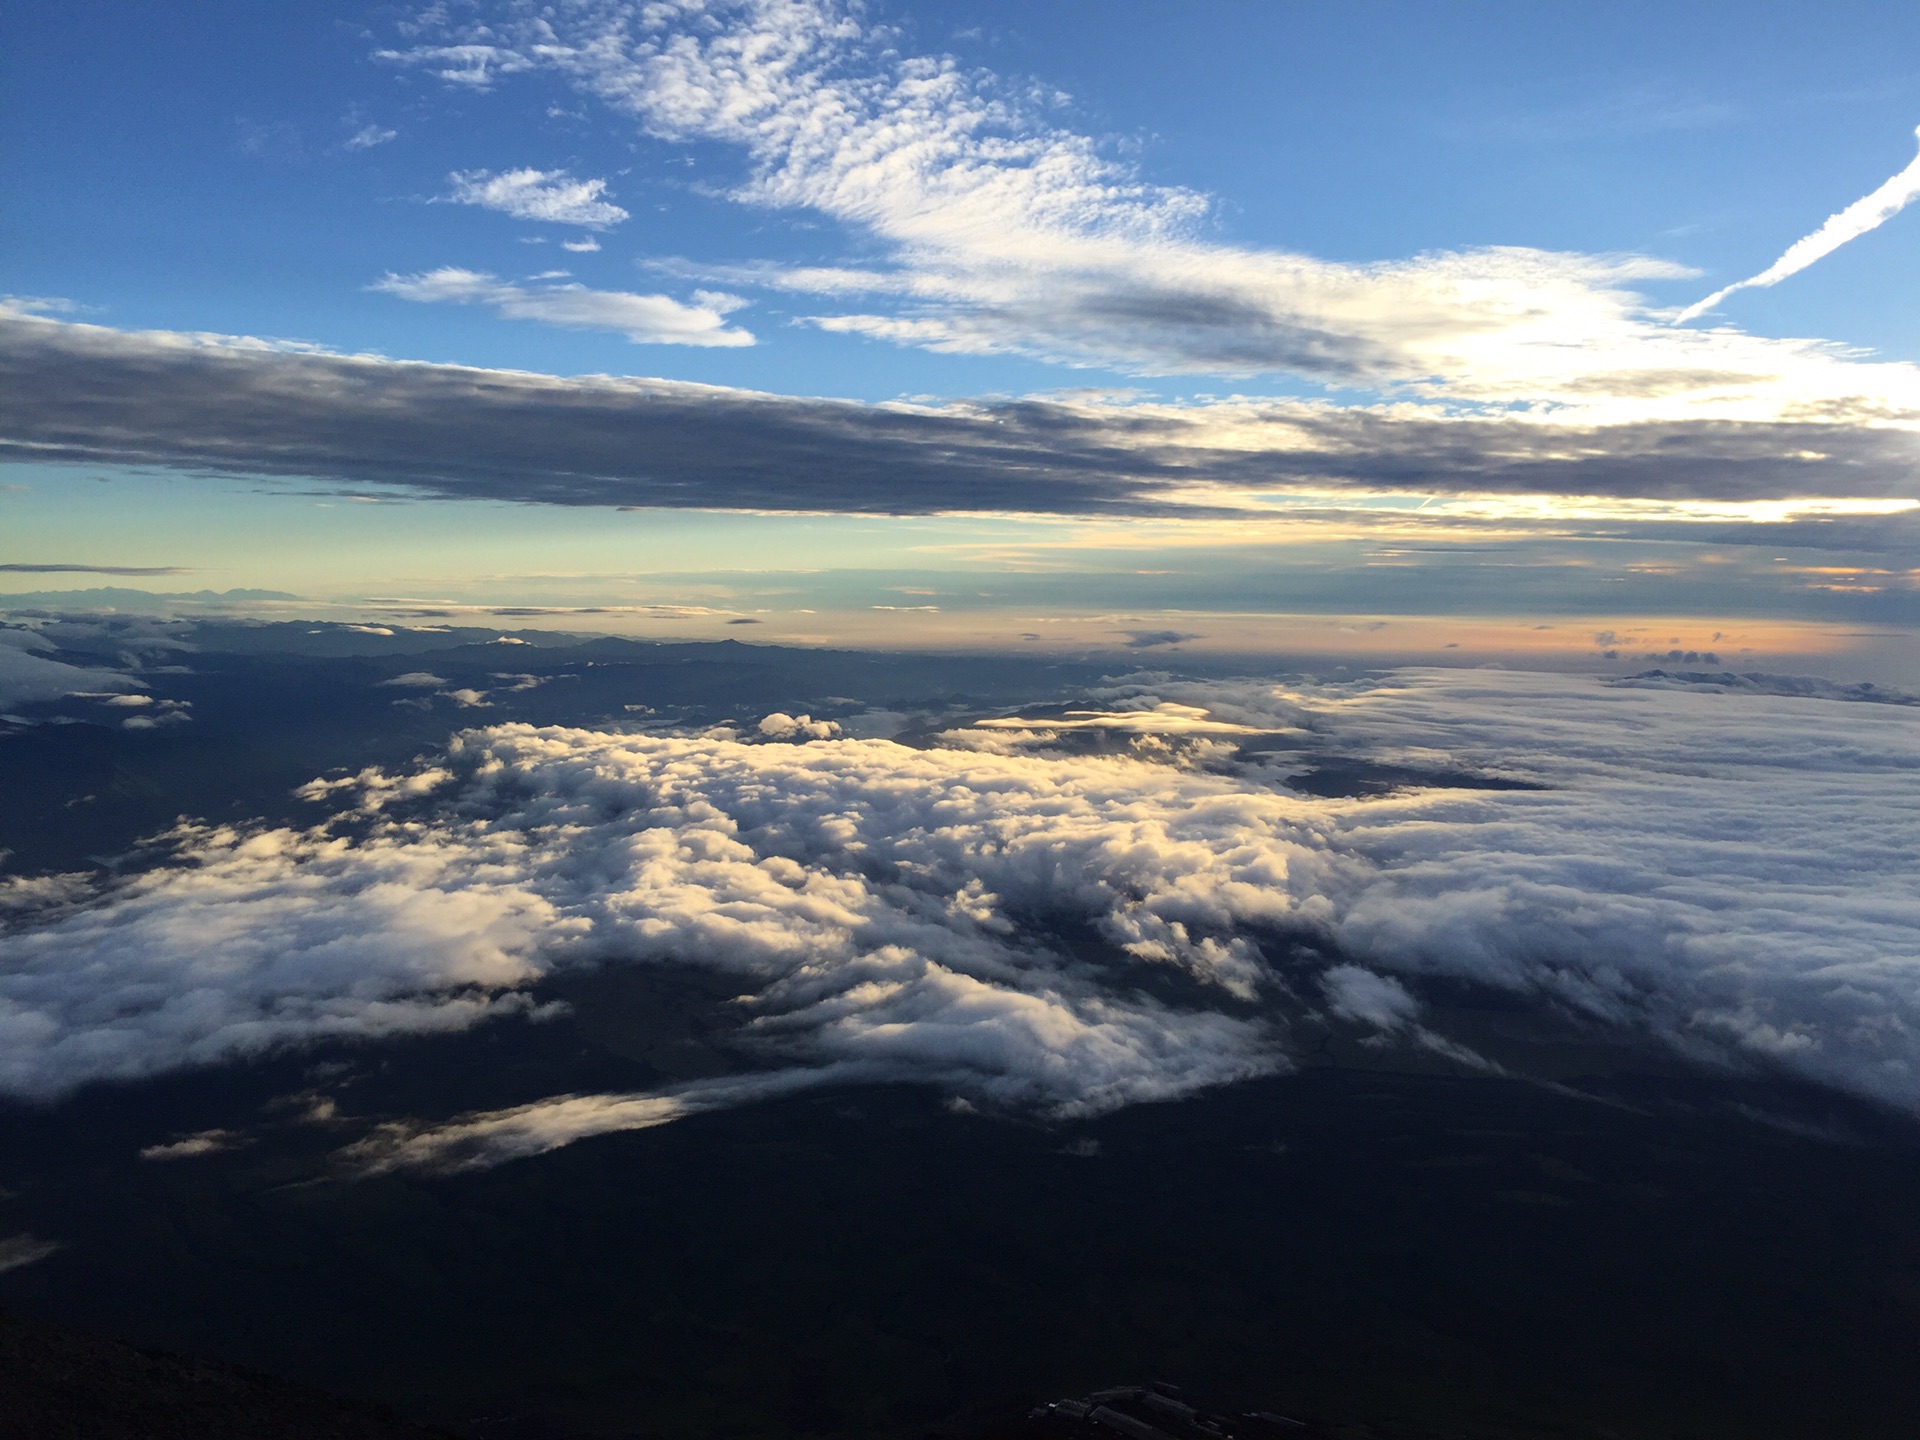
[3,0,1919,674]
[4,0,1920,1262]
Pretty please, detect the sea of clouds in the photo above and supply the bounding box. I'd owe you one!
[2,668,1916,1168]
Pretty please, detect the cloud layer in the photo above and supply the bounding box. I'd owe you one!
[0,627,142,712]
[378,0,1920,423]
[4,669,1918,1169]
[6,309,1918,515]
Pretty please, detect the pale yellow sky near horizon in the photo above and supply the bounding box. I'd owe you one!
[4,461,1916,683]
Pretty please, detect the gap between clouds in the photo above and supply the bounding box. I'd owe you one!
[2,669,1917,1171]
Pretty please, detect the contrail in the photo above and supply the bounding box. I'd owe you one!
[1676,124,1920,324]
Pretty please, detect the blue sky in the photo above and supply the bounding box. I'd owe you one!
[11,0,1920,386]
[3,0,1918,673]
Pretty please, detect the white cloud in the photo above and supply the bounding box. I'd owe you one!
[292,763,454,814]
[0,626,143,710]
[972,700,1269,737]
[373,41,534,90]
[140,1127,246,1161]
[371,267,754,346]
[0,810,556,1099]
[4,668,1919,1168]
[1321,965,1421,1031]
[345,124,397,151]
[446,167,629,228]
[0,715,1304,1110]
[346,1069,837,1173]
[756,711,839,739]
[379,1,1920,426]
[1679,125,1920,323]
[0,294,80,315]
[0,1233,61,1274]
[562,236,602,253]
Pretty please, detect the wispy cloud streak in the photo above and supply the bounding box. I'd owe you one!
[0,564,189,575]
[447,167,629,228]
[370,268,753,346]
[378,0,1920,413]
[1678,125,1920,323]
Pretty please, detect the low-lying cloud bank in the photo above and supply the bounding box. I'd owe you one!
[0,627,143,712]
[5,310,1919,515]
[3,669,1917,1168]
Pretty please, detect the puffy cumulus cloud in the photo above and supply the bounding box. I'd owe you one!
[757,711,840,739]
[945,700,1268,769]
[446,167,629,228]
[0,717,1307,1113]
[119,706,192,730]
[4,668,1919,1165]
[371,268,754,347]
[9,309,1919,516]
[377,1,1920,426]
[0,819,563,1097]
[75,691,193,728]
[1321,965,1422,1031]
[1313,961,1494,1068]
[291,764,456,814]
[0,874,95,915]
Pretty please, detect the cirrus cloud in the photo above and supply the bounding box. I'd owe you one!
[382,0,1920,424]
[370,267,754,346]
[446,167,630,229]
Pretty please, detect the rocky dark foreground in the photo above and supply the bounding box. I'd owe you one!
[0,1307,449,1440]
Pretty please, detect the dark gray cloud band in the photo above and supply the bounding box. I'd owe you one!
[0,564,189,575]
[2,314,1916,514]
